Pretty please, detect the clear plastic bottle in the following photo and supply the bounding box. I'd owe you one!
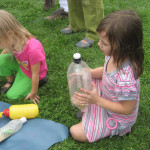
[67,53,92,110]
[0,117,27,142]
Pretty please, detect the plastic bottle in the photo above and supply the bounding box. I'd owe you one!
[1,104,39,119]
[0,117,27,142]
[67,53,92,110]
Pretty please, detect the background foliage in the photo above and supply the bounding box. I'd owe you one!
[0,0,150,149]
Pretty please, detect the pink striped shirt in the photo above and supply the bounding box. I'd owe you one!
[82,56,140,142]
[102,56,139,131]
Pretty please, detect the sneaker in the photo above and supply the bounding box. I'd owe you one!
[44,7,68,20]
[59,10,68,19]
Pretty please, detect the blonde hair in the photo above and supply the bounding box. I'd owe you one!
[0,10,34,52]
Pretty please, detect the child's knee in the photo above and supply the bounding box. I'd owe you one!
[70,125,76,137]
[7,90,20,100]
[70,124,89,142]
[70,125,81,140]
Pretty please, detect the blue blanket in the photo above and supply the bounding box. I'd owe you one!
[0,102,68,150]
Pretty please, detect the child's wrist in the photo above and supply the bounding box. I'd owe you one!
[95,96,102,106]
[30,91,37,96]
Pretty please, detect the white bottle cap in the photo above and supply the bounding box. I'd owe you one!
[20,117,27,124]
[73,53,81,59]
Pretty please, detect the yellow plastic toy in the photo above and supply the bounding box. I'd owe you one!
[0,112,2,119]
[0,104,39,119]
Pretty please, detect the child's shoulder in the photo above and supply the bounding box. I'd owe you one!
[27,38,43,49]
[118,61,136,82]
[28,38,42,45]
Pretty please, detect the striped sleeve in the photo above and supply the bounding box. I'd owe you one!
[115,65,140,101]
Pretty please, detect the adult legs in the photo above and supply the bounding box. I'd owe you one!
[68,0,86,32]
[61,0,104,48]
[83,0,104,41]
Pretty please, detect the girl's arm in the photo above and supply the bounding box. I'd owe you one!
[95,96,136,115]
[91,67,104,79]
[74,83,136,115]
[25,62,40,104]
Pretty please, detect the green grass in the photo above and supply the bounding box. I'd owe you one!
[0,0,150,149]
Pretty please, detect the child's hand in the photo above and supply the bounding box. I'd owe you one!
[25,93,40,104]
[74,82,99,105]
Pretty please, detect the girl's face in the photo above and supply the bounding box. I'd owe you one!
[98,31,111,56]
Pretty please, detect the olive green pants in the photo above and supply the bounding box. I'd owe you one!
[0,54,31,99]
[68,0,104,41]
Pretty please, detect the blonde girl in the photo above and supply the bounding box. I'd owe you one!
[0,10,48,104]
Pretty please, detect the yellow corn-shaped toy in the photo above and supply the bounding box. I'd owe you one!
[0,112,3,118]
[0,104,39,119]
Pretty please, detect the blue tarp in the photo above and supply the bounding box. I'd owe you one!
[0,102,68,150]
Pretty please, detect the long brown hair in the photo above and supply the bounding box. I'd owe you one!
[96,10,144,78]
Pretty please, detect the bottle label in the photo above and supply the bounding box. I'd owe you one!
[1,129,13,134]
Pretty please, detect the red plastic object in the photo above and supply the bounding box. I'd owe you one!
[2,109,9,117]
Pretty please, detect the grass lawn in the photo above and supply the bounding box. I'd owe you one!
[0,0,150,149]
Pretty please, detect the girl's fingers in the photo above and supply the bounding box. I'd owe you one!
[36,95,40,99]
[74,92,90,101]
[74,94,88,103]
[24,96,28,100]
[36,98,40,104]
[74,95,87,103]
[32,99,37,104]
[76,100,87,104]
[74,92,86,98]
[78,88,90,95]
[25,97,40,104]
